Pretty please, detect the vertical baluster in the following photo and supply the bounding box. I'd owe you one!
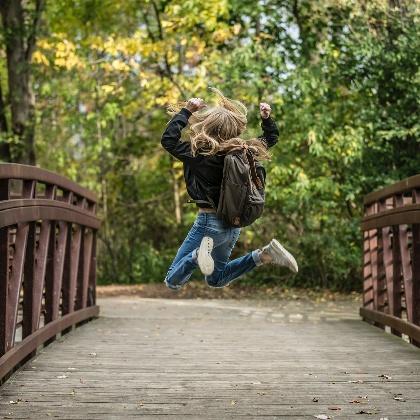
[411,188,420,346]
[42,185,61,327]
[395,194,415,331]
[391,224,403,332]
[45,220,69,322]
[0,178,10,355]
[6,223,31,350]
[363,206,373,309]
[412,223,420,343]
[377,223,386,313]
[63,195,84,314]
[22,180,37,339]
[4,180,35,349]
[88,232,97,307]
[367,203,379,311]
[379,200,391,310]
[74,197,87,311]
[22,223,36,339]
[44,219,56,326]
[60,190,73,315]
[380,198,401,335]
[60,224,72,316]
[75,226,85,310]
[76,229,93,310]
[23,184,55,336]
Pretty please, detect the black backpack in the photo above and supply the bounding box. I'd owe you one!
[216,149,266,228]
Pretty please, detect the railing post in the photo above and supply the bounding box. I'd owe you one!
[0,178,9,356]
[412,224,420,346]
[412,188,420,346]
[88,232,97,306]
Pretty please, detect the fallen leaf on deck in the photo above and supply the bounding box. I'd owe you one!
[393,396,406,402]
[9,399,21,405]
[378,374,391,380]
[328,406,341,410]
[312,397,319,402]
[231,400,237,405]
[357,409,374,414]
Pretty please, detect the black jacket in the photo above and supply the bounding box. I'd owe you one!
[161,108,279,208]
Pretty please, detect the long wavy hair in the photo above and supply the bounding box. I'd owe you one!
[168,88,270,160]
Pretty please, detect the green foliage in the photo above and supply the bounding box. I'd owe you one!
[6,0,417,289]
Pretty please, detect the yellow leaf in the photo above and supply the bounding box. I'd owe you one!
[32,50,49,66]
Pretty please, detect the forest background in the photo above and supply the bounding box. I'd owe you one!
[0,0,418,291]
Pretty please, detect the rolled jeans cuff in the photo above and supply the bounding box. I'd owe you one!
[252,249,263,266]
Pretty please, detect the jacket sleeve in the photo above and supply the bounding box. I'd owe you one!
[161,108,196,162]
[259,116,279,148]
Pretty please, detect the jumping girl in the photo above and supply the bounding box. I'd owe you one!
[161,88,298,290]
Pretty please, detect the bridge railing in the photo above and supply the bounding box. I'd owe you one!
[360,174,420,346]
[0,163,100,382]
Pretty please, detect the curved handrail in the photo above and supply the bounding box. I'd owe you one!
[361,174,420,347]
[361,204,420,230]
[0,200,100,229]
[364,174,420,205]
[0,164,100,383]
[0,163,97,203]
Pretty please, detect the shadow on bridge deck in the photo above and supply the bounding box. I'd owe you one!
[1,297,420,419]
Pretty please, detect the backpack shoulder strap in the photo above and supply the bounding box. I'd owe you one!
[246,150,263,189]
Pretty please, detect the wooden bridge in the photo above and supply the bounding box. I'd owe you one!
[0,164,419,419]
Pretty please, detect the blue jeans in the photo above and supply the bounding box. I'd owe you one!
[165,212,261,290]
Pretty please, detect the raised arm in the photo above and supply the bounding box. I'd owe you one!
[161,98,206,162]
[258,102,279,148]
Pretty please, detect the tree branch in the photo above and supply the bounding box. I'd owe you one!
[0,77,8,134]
[0,77,11,161]
[25,0,45,61]
[150,0,186,97]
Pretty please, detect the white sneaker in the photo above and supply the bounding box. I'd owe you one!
[197,236,214,276]
[261,239,298,273]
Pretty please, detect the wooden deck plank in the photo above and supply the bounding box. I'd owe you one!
[1,297,420,419]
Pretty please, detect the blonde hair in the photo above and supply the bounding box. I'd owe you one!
[168,88,270,160]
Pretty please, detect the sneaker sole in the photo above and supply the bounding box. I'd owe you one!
[197,236,214,276]
[271,239,299,273]
[164,278,182,291]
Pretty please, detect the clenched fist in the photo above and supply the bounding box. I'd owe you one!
[186,97,206,113]
[259,102,272,119]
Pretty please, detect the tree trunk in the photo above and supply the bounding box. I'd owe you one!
[171,161,182,225]
[0,0,45,164]
[0,79,11,162]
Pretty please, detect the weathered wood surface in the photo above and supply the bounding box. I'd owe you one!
[1,297,420,419]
